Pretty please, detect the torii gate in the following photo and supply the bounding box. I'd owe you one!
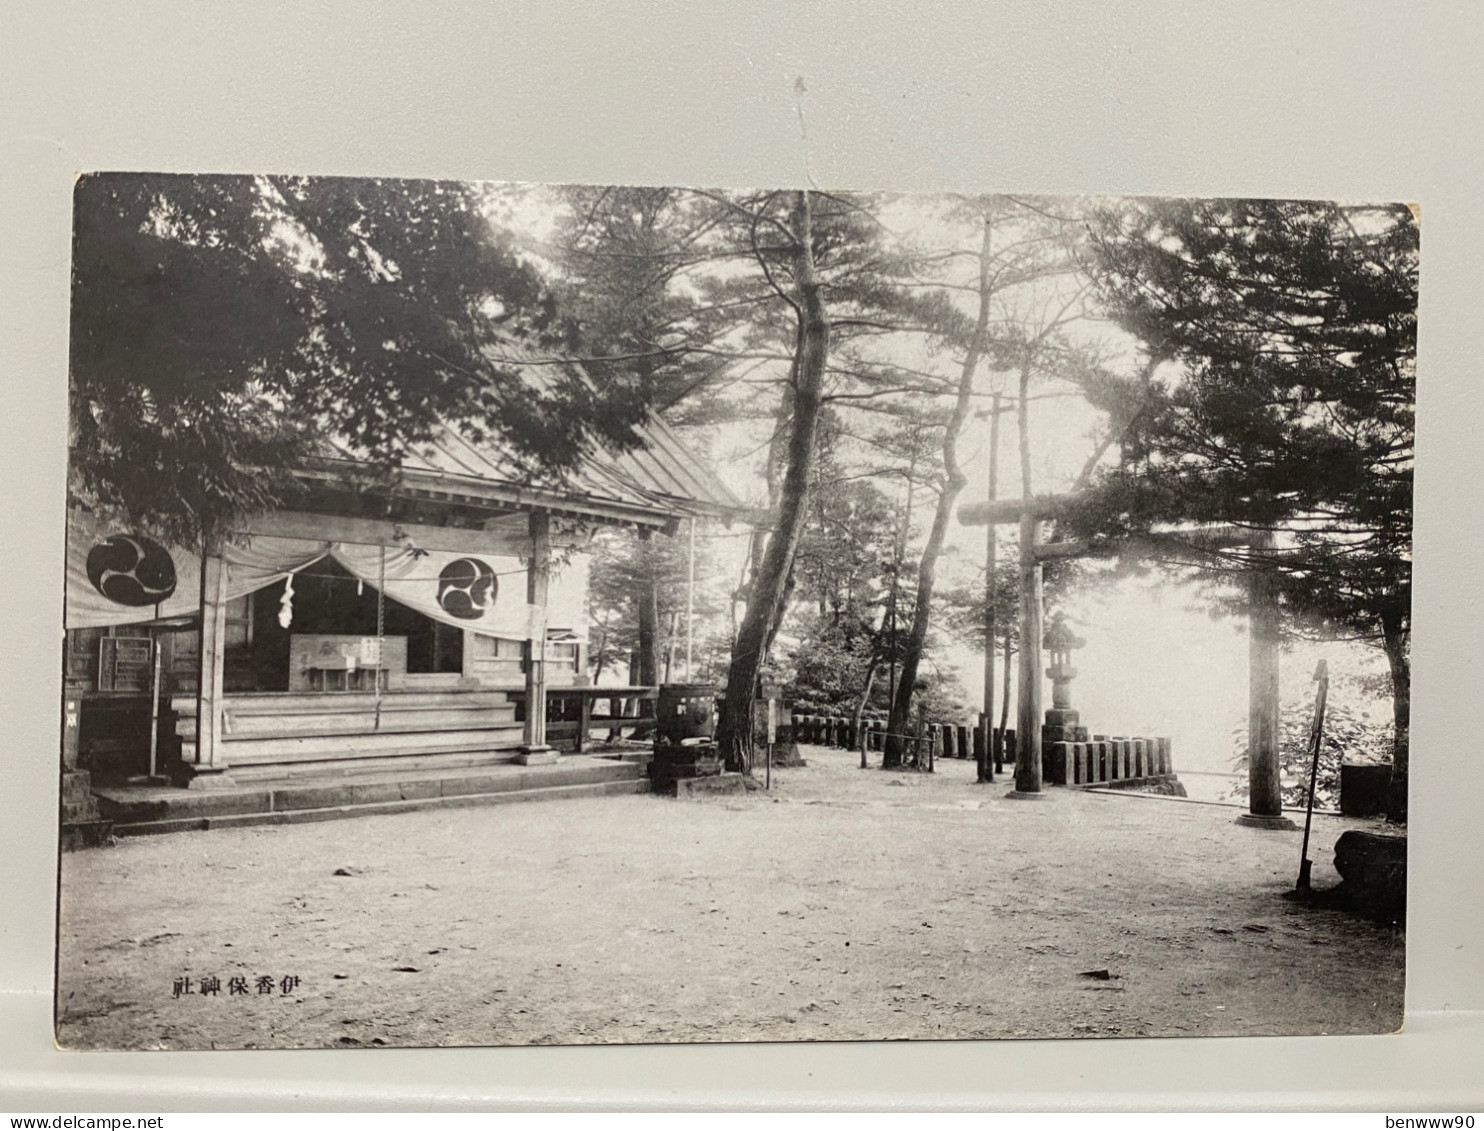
[958,493,1294,829]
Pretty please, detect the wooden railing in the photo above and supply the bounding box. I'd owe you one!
[511,686,659,753]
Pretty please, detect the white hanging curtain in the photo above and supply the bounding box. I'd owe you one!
[64,511,202,628]
[328,543,541,638]
[223,537,331,601]
[67,507,588,647]
[66,510,330,630]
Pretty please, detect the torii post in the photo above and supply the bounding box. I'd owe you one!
[958,494,1083,798]
[958,493,1293,827]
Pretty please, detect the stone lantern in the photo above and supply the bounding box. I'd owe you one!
[1042,611,1089,743]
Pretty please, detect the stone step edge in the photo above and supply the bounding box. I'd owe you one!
[98,762,645,818]
[110,778,654,836]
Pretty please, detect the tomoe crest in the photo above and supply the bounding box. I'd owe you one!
[436,558,497,620]
[85,534,178,607]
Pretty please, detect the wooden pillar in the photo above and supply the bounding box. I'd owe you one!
[1011,513,1045,797]
[685,516,696,681]
[517,511,558,765]
[187,548,234,788]
[575,692,593,755]
[1238,530,1293,828]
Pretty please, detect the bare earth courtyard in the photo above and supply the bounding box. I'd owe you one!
[56,745,1404,1050]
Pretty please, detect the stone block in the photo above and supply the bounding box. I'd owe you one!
[1340,761,1392,818]
[1044,708,1080,728]
[271,783,362,811]
[60,820,113,851]
[1047,742,1069,785]
[514,748,560,766]
[660,772,748,798]
[1331,829,1407,923]
[60,771,102,825]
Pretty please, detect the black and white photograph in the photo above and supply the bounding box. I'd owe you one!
[53,176,1414,1051]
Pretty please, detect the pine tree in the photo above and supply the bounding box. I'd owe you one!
[1077,198,1416,815]
[70,174,647,549]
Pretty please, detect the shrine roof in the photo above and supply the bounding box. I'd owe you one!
[317,407,742,531]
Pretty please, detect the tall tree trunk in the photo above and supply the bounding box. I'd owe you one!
[663,609,678,683]
[885,216,993,764]
[1383,613,1410,822]
[1017,357,1034,499]
[998,626,1012,773]
[1010,355,1042,790]
[881,473,912,768]
[717,192,831,775]
[762,566,797,665]
[853,655,881,767]
[591,612,611,683]
[979,392,1003,782]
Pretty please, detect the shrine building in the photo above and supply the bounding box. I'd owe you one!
[61,409,740,837]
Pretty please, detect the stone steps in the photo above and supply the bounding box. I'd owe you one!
[109,777,653,837]
[222,704,518,738]
[221,747,525,783]
[174,688,527,770]
[212,723,528,766]
[95,756,649,837]
[174,689,517,715]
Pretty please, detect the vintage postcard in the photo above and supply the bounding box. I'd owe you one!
[55,176,1412,1049]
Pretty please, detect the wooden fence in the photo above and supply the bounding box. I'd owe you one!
[791,712,1173,787]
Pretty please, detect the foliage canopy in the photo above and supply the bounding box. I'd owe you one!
[70,174,650,547]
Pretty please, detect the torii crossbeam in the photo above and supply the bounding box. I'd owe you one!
[958,493,1293,827]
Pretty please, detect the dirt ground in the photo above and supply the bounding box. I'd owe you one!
[55,745,1404,1050]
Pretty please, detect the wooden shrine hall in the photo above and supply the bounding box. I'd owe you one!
[62,414,740,839]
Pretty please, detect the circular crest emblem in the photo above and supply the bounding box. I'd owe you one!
[436,558,497,620]
[85,533,178,607]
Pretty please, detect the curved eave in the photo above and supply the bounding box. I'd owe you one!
[299,458,709,531]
